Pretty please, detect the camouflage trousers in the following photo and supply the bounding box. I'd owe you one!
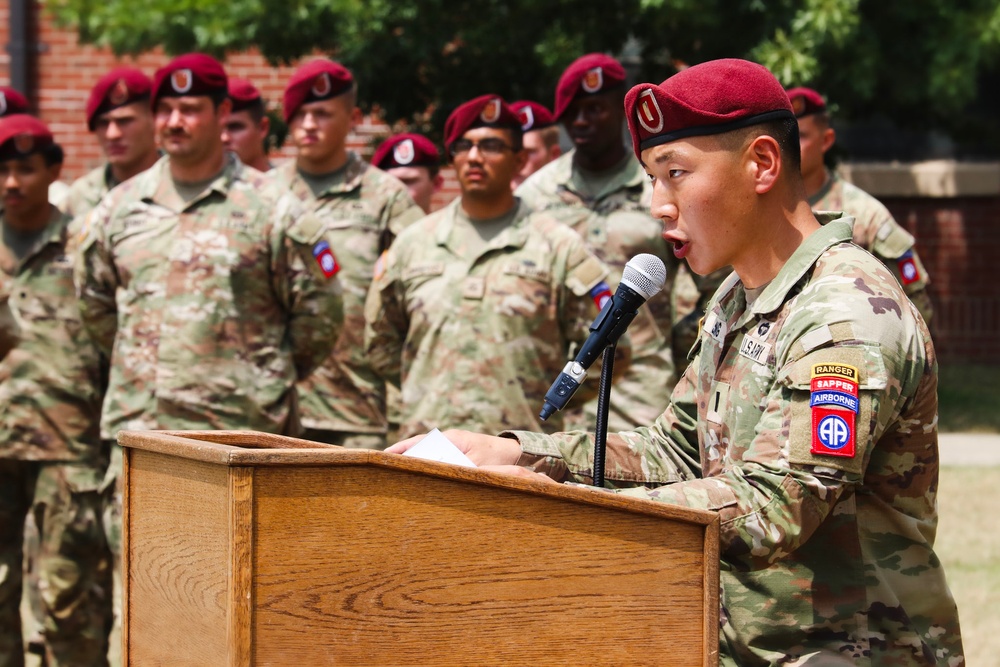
[100,444,122,667]
[0,458,112,667]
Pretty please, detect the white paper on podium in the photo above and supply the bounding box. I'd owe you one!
[402,428,477,468]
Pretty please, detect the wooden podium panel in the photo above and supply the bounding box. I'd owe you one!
[120,430,719,666]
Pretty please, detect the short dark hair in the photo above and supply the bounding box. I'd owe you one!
[241,97,267,124]
[42,142,64,167]
[716,117,800,173]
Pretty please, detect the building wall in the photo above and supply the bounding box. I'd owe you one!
[2,2,998,364]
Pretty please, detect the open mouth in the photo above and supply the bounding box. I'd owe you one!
[672,240,690,259]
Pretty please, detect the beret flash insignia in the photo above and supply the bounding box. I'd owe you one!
[517,106,534,131]
[109,78,130,106]
[480,98,502,124]
[13,132,34,154]
[171,69,193,94]
[0,93,7,116]
[311,72,332,98]
[392,139,415,165]
[582,67,604,93]
[637,89,664,134]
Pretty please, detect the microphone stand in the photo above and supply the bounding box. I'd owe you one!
[592,343,616,488]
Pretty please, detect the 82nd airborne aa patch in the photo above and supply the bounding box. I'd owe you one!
[589,281,612,310]
[312,240,340,278]
[897,250,921,285]
[809,363,859,458]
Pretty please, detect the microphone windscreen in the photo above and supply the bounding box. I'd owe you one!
[621,254,667,299]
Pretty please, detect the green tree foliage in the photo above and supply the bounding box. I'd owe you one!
[47,0,1000,153]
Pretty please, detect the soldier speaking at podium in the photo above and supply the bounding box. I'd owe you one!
[391,59,964,665]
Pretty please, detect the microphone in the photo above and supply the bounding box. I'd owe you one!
[540,253,668,421]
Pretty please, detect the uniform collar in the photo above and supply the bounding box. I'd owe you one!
[808,169,838,207]
[435,197,531,255]
[747,213,854,317]
[0,205,69,274]
[279,151,366,198]
[138,153,241,211]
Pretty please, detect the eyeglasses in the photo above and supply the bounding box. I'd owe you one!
[449,137,513,158]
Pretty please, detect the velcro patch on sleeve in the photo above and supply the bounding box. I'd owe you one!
[312,240,340,278]
[811,406,856,458]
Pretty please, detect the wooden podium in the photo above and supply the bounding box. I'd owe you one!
[119,430,720,666]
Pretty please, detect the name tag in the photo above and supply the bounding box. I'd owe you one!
[738,335,771,364]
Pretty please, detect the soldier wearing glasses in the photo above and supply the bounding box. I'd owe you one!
[364,95,623,439]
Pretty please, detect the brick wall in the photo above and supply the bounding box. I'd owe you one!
[884,196,1000,364]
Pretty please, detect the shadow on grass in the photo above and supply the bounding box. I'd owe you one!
[938,364,1000,433]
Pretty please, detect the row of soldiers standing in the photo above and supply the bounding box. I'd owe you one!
[0,50,934,665]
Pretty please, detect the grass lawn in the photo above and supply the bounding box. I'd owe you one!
[936,465,1000,665]
[938,364,1000,433]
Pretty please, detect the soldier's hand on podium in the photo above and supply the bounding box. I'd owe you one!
[387,429,522,467]
[479,464,559,484]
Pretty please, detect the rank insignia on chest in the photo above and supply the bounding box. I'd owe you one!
[897,250,920,285]
[312,240,340,278]
[809,363,859,458]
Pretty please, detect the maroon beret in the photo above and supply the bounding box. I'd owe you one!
[625,58,795,162]
[553,53,626,120]
[86,67,152,131]
[0,114,53,162]
[443,95,521,149]
[151,53,228,109]
[785,87,826,118]
[510,100,555,132]
[283,59,354,122]
[0,88,30,117]
[228,77,263,112]
[372,133,440,170]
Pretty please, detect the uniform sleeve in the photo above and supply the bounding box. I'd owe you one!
[863,209,934,325]
[363,245,406,388]
[556,238,633,402]
[382,187,426,241]
[273,205,344,379]
[505,357,703,486]
[73,203,119,358]
[624,339,901,573]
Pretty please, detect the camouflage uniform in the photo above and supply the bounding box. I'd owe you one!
[516,150,676,432]
[812,171,933,324]
[270,154,423,449]
[365,198,613,439]
[76,153,344,437]
[61,164,116,220]
[507,216,964,666]
[1,207,112,667]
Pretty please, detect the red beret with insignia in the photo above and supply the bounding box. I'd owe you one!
[0,87,30,117]
[372,133,440,170]
[151,53,228,109]
[785,87,827,118]
[443,95,521,150]
[0,114,54,162]
[85,67,152,131]
[510,100,555,132]
[553,53,626,121]
[624,58,795,162]
[283,59,354,122]
[228,77,263,112]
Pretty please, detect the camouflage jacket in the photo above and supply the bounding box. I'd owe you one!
[516,150,676,431]
[76,155,344,438]
[812,171,933,323]
[1,207,104,462]
[62,163,115,220]
[365,198,615,439]
[271,154,423,437]
[509,217,963,666]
